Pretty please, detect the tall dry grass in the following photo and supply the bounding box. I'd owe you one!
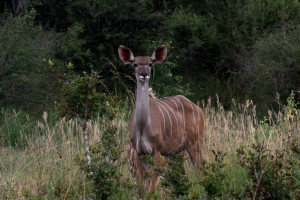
[203,94,299,161]
[0,95,299,199]
[0,111,129,199]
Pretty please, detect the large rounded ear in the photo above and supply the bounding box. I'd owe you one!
[118,45,134,65]
[151,45,167,64]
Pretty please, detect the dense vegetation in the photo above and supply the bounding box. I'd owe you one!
[1,94,300,199]
[1,0,300,114]
[1,0,300,199]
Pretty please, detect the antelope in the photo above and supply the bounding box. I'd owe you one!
[118,45,204,192]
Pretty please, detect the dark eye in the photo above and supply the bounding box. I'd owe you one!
[134,64,138,67]
[149,63,153,67]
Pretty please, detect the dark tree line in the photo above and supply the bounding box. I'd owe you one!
[1,0,300,115]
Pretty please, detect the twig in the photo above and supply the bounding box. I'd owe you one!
[76,114,93,177]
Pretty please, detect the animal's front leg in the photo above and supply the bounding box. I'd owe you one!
[148,152,166,193]
[137,152,165,193]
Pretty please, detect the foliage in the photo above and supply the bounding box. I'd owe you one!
[1,0,300,115]
[26,0,171,100]
[161,152,192,199]
[0,114,95,199]
[52,60,122,198]
[76,124,133,200]
[1,92,300,199]
[237,142,300,199]
[162,0,300,107]
[0,109,35,147]
[234,92,300,199]
[148,40,193,98]
[55,22,93,71]
[242,26,300,111]
[52,65,117,121]
[200,150,229,199]
[0,11,58,114]
[164,8,220,76]
[283,90,300,120]
[31,0,163,68]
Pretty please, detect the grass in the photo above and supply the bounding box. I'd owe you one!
[0,118,88,199]
[0,95,299,199]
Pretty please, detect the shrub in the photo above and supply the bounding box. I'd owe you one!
[241,26,300,111]
[147,40,193,98]
[53,62,129,199]
[76,124,132,200]
[0,109,35,147]
[161,152,192,199]
[0,11,58,114]
[200,150,228,199]
[237,142,300,199]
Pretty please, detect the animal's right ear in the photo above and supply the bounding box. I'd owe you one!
[118,45,134,65]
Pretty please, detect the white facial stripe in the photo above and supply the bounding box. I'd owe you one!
[139,75,150,81]
[139,75,149,79]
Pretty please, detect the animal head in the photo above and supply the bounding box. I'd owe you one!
[118,45,167,82]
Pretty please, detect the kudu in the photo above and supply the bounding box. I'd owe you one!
[118,45,204,192]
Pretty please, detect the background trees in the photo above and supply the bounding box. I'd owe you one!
[1,0,300,115]
[0,11,57,113]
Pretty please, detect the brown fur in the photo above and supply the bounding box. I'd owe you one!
[119,45,204,193]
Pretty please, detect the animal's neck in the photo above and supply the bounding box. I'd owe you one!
[135,81,150,128]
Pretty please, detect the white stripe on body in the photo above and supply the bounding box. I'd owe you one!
[156,103,166,133]
[166,97,187,144]
[173,97,186,130]
[184,97,196,124]
[166,97,179,111]
[165,97,184,122]
[159,99,180,132]
[156,100,173,135]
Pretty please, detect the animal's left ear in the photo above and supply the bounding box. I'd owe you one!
[151,45,167,64]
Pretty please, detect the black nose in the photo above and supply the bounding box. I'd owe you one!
[141,73,148,78]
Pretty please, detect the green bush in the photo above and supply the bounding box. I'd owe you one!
[54,70,117,121]
[242,26,300,111]
[0,108,35,147]
[161,152,192,199]
[161,1,300,108]
[75,124,134,200]
[146,40,193,98]
[200,150,229,199]
[237,142,300,199]
[0,11,58,114]
[164,8,220,76]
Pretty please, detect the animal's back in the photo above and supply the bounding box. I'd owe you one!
[149,95,204,154]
